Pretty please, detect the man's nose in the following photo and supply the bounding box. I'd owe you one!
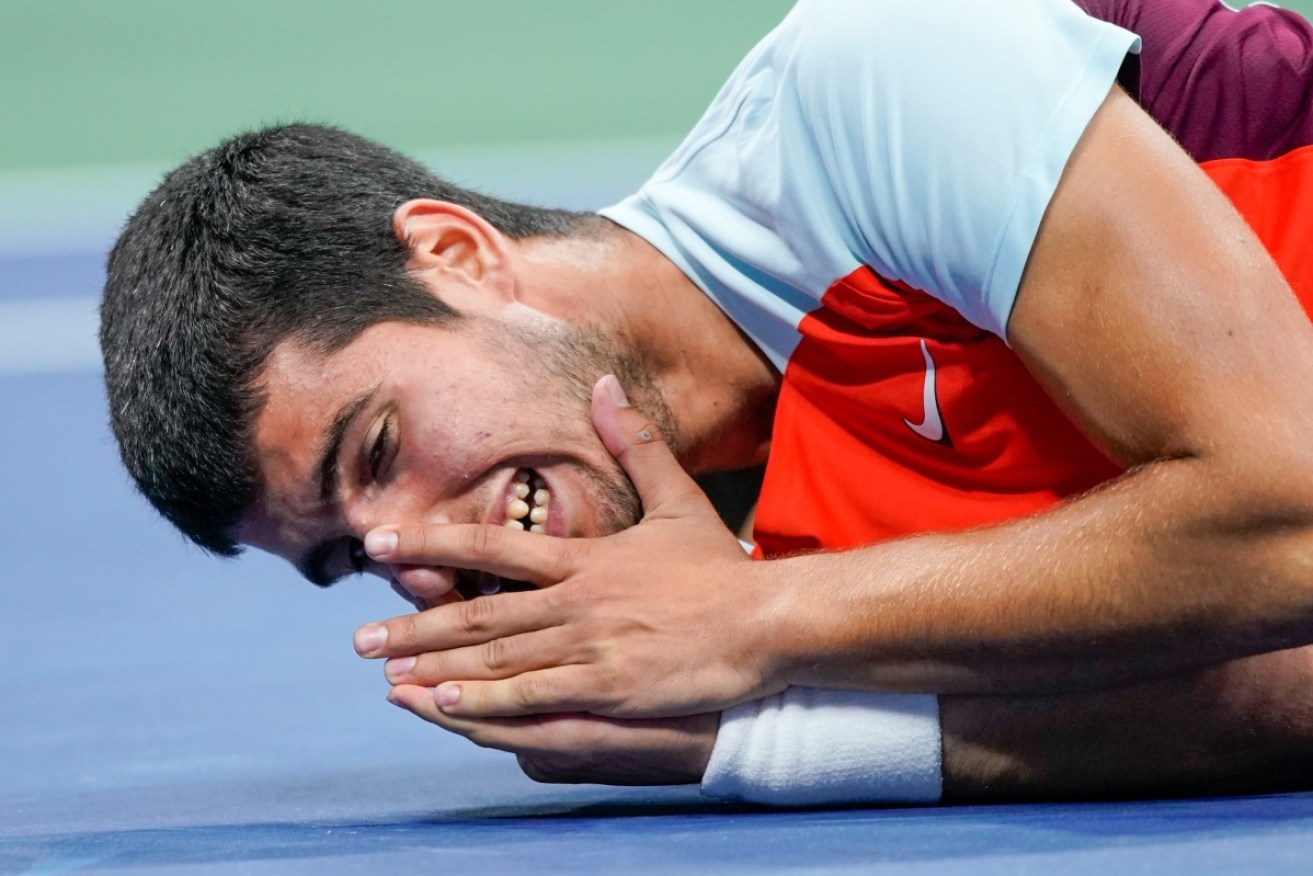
[346,501,460,610]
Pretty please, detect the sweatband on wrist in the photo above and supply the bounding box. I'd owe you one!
[701,686,942,806]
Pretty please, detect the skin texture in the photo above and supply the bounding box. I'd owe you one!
[354,86,1313,707]
[939,647,1313,800]
[244,87,1313,794]
[377,384,1313,795]
[241,319,648,598]
[239,199,777,602]
[362,377,777,719]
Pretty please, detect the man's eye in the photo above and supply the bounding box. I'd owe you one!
[368,418,392,480]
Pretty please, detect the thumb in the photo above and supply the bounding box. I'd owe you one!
[590,374,708,518]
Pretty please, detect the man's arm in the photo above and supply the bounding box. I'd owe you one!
[942,646,1313,800]
[761,83,1313,697]
[357,85,1313,718]
[386,647,1313,800]
[705,647,1313,802]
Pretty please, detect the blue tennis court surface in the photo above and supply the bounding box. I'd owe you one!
[5,255,1313,874]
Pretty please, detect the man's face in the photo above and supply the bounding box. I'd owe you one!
[238,311,661,606]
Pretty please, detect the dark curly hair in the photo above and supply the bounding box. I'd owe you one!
[101,123,592,555]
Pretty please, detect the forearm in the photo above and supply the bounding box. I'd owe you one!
[941,646,1313,800]
[748,82,1313,698]
[760,457,1313,695]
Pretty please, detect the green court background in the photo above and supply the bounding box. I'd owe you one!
[6,1,1312,177]
[2,0,1312,247]
[0,0,794,176]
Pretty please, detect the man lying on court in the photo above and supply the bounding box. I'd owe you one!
[101,0,1313,803]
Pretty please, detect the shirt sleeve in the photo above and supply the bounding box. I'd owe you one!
[782,0,1141,339]
[1077,0,1313,163]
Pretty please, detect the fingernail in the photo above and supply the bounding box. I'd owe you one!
[354,623,388,655]
[385,656,416,680]
[365,528,398,558]
[603,374,630,408]
[435,683,461,708]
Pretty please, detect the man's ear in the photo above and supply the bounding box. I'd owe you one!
[392,199,512,298]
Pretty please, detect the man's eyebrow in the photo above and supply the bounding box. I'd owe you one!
[295,384,380,588]
[315,383,381,506]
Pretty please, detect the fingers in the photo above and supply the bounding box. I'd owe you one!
[386,687,719,785]
[364,521,577,585]
[386,685,594,754]
[590,375,710,518]
[354,589,558,658]
[428,666,607,718]
[386,684,554,754]
[382,626,575,686]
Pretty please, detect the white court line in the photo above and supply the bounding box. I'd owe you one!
[0,296,101,375]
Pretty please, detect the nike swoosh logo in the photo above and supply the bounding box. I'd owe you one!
[904,339,951,446]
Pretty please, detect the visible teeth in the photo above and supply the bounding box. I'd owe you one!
[479,579,502,595]
[507,471,550,534]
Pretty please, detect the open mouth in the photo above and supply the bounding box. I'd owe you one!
[454,467,551,600]
[503,468,551,533]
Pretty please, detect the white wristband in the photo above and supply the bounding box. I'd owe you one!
[701,687,942,806]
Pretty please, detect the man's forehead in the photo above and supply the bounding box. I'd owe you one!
[244,327,423,549]
[259,337,338,394]
[253,344,335,456]
[246,341,356,523]
[260,320,447,386]
[239,322,456,565]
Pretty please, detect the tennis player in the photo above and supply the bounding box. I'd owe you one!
[102,0,1313,802]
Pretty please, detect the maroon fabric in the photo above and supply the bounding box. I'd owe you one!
[1072,0,1313,162]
